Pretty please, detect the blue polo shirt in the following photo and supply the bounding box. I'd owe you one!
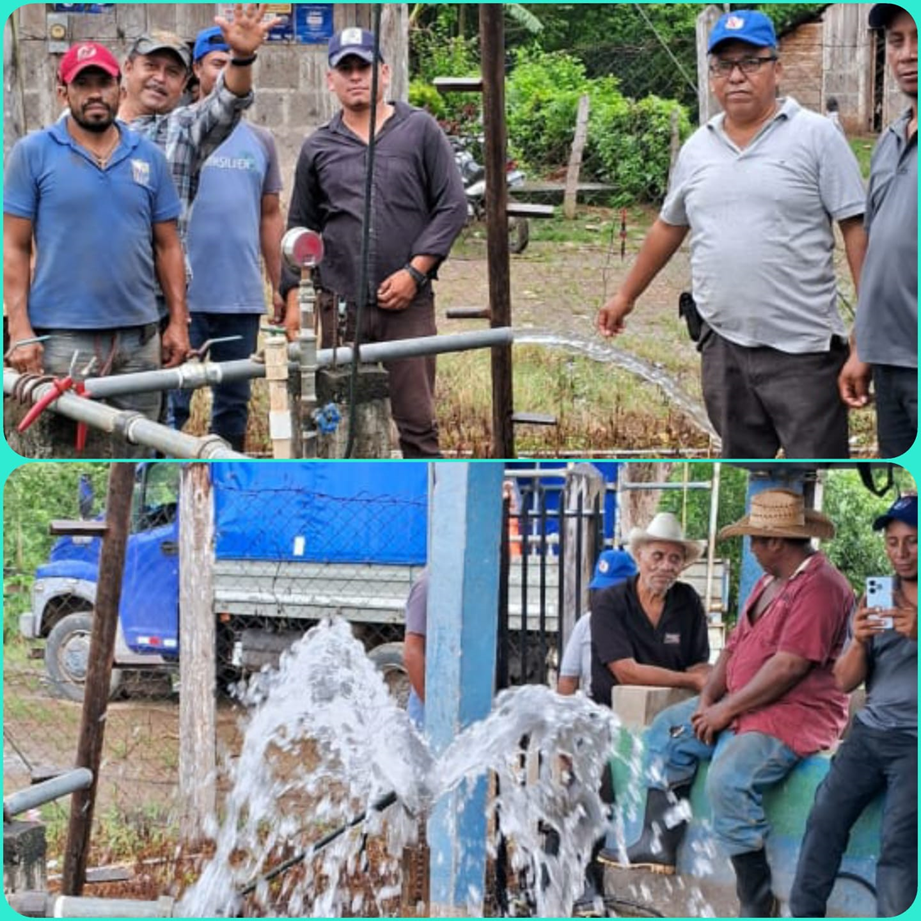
[3,118,180,330]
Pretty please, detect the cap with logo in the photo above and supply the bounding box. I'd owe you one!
[708,10,778,53]
[129,31,192,71]
[194,26,231,63]
[588,549,638,590]
[59,41,121,85]
[328,27,384,68]
[872,495,918,531]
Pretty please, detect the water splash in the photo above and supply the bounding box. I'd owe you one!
[514,330,719,444]
[179,619,620,918]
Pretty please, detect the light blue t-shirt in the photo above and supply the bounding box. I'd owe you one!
[3,119,180,330]
[186,121,283,314]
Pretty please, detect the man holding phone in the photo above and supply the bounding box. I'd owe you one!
[790,494,917,918]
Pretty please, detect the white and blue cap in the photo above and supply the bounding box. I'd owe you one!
[589,549,638,590]
[328,27,384,67]
[708,10,777,53]
[873,495,918,531]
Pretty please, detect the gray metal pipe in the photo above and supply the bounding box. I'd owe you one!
[3,768,93,822]
[3,370,247,460]
[59,327,516,401]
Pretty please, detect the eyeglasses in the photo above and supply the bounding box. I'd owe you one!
[709,55,777,77]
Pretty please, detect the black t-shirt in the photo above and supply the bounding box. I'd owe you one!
[589,575,710,708]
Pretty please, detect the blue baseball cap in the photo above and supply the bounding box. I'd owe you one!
[193,27,230,64]
[873,495,918,531]
[328,27,384,68]
[708,10,777,53]
[589,549,637,590]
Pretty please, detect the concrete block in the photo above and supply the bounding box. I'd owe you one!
[249,91,288,131]
[251,48,302,90]
[316,365,392,459]
[610,685,695,730]
[3,820,47,894]
[70,9,119,40]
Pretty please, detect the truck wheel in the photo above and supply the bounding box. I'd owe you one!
[45,612,122,703]
[367,642,411,709]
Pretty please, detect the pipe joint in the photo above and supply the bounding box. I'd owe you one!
[113,410,146,443]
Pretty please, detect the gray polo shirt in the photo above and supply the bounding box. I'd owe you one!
[853,108,918,370]
[661,97,866,354]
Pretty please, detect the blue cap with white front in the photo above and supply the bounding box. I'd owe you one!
[873,495,918,531]
[328,27,384,67]
[708,10,777,53]
[589,549,638,590]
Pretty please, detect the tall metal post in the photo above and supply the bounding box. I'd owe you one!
[62,462,135,895]
[480,4,515,459]
[427,463,504,916]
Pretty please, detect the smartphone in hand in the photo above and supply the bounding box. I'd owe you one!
[866,576,894,629]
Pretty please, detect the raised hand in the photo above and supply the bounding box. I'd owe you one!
[214,4,284,58]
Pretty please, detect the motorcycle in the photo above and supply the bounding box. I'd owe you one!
[450,135,530,255]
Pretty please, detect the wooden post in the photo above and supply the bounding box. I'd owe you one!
[696,5,723,124]
[563,94,591,220]
[264,334,292,459]
[480,3,515,460]
[61,462,136,896]
[178,463,217,842]
[561,464,604,648]
[668,106,681,181]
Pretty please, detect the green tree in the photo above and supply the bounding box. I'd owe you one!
[3,464,111,639]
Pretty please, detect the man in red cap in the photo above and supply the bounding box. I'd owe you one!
[3,42,187,456]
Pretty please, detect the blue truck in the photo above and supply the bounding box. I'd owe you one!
[19,462,431,701]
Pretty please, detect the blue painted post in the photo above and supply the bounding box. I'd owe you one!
[426,462,505,917]
[737,470,810,617]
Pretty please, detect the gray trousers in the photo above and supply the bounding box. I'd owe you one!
[700,325,850,459]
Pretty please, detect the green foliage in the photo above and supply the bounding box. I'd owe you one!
[3,464,110,640]
[408,79,447,119]
[505,47,690,202]
[823,470,917,593]
[591,94,692,204]
[658,464,749,614]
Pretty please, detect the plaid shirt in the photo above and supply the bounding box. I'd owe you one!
[130,72,253,246]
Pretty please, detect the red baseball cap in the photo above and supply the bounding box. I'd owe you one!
[59,42,121,85]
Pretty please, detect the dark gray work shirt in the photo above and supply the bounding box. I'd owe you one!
[854,108,918,370]
[854,582,918,736]
[281,101,466,303]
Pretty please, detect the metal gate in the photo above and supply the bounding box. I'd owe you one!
[496,475,605,690]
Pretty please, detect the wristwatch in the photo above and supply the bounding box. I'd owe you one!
[403,263,429,290]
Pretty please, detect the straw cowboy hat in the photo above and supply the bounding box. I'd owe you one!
[627,512,705,568]
[719,488,835,541]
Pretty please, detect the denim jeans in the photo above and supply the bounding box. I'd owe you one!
[618,696,801,856]
[38,325,161,459]
[167,312,261,448]
[789,719,917,917]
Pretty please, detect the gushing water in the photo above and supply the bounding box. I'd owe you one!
[179,618,620,918]
[514,330,719,444]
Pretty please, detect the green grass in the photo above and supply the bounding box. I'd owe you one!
[850,135,876,179]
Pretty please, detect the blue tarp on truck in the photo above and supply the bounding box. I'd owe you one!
[211,462,429,563]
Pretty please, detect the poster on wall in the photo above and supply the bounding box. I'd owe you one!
[215,4,333,44]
